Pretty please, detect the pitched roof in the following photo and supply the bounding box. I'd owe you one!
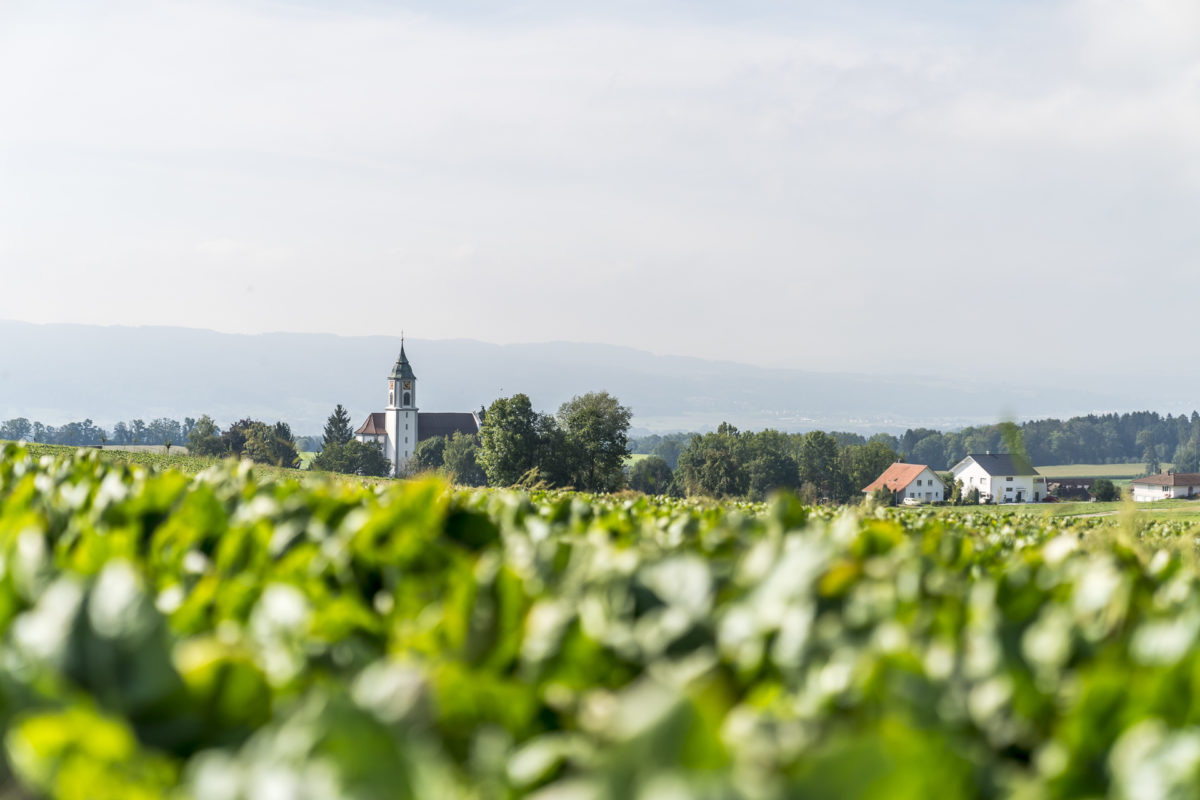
[417,412,480,442]
[389,341,416,381]
[958,453,1039,477]
[863,463,941,493]
[354,412,386,436]
[1131,472,1200,487]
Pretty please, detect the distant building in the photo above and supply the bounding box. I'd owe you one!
[950,453,1047,503]
[1047,477,1094,501]
[863,463,945,503]
[1130,472,1200,502]
[354,341,481,475]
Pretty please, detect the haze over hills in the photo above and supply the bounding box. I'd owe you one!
[0,320,1184,436]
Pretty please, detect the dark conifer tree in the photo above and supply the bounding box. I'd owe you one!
[322,405,354,449]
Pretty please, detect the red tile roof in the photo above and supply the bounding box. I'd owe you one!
[862,463,938,493]
[354,412,387,436]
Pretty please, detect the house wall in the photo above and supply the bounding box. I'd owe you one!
[898,467,945,502]
[953,462,995,500]
[1133,483,1200,502]
[952,460,1046,503]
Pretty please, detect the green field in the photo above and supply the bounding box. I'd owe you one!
[1034,462,1163,478]
[8,441,1200,797]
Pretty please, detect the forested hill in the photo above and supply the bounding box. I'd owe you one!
[635,410,1200,472]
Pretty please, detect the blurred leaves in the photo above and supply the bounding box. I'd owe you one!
[2,442,1200,797]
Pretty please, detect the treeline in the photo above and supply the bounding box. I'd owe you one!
[0,417,200,446]
[0,415,310,468]
[185,416,303,468]
[897,411,1200,472]
[630,424,899,501]
[409,392,632,492]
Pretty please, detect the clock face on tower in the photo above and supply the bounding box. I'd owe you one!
[402,381,412,390]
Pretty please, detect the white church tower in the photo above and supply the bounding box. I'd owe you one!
[384,339,418,473]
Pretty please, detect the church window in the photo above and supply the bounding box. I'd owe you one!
[403,392,411,405]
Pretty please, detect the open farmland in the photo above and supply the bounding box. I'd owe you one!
[1034,463,1163,479]
[7,443,1200,797]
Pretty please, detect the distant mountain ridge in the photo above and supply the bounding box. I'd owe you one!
[0,320,1151,435]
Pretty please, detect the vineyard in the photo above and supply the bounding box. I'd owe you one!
[3,443,1200,798]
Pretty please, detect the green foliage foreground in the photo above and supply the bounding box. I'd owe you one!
[5,444,1200,798]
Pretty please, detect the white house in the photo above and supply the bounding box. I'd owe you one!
[354,341,482,475]
[950,453,1047,503]
[1130,473,1200,502]
[863,463,945,503]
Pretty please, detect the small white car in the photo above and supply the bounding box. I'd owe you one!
[901,497,923,506]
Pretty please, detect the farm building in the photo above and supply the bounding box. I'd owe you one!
[354,341,481,476]
[863,463,945,503]
[1047,478,1094,501]
[950,453,1047,503]
[1130,473,1200,502]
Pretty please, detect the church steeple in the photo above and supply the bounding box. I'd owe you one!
[390,337,416,381]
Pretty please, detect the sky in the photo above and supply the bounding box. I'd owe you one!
[2,0,1198,377]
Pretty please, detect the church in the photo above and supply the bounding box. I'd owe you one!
[353,341,482,475]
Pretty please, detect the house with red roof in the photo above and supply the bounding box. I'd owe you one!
[863,463,945,503]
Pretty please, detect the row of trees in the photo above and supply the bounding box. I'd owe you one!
[0,417,200,446]
[409,392,633,492]
[896,411,1200,472]
[187,416,302,468]
[667,424,899,501]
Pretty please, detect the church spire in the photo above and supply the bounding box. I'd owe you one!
[390,337,416,380]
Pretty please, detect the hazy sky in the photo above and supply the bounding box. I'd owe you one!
[2,0,1198,375]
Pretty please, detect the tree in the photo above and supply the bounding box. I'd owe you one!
[443,432,487,486]
[112,422,131,445]
[674,424,747,498]
[312,439,391,477]
[478,395,544,486]
[188,415,225,457]
[840,440,899,494]
[344,439,391,477]
[1138,430,1161,475]
[322,405,354,449]
[629,456,673,495]
[1093,478,1120,502]
[236,420,299,467]
[0,418,32,441]
[799,431,845,501]
[413,436,447,472]
[650,436,691,470]
[557,391,633,492]
[222,419,256,456]
[746,450,800,499]
[1175,438,1200,474]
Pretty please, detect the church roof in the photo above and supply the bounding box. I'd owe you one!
[355,413,387,436]
[355,411,481,441]
[417,412,481,442]
[390,341,416,380]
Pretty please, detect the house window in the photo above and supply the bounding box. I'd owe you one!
[916,480,922,486]
[1006,477,1013,482]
